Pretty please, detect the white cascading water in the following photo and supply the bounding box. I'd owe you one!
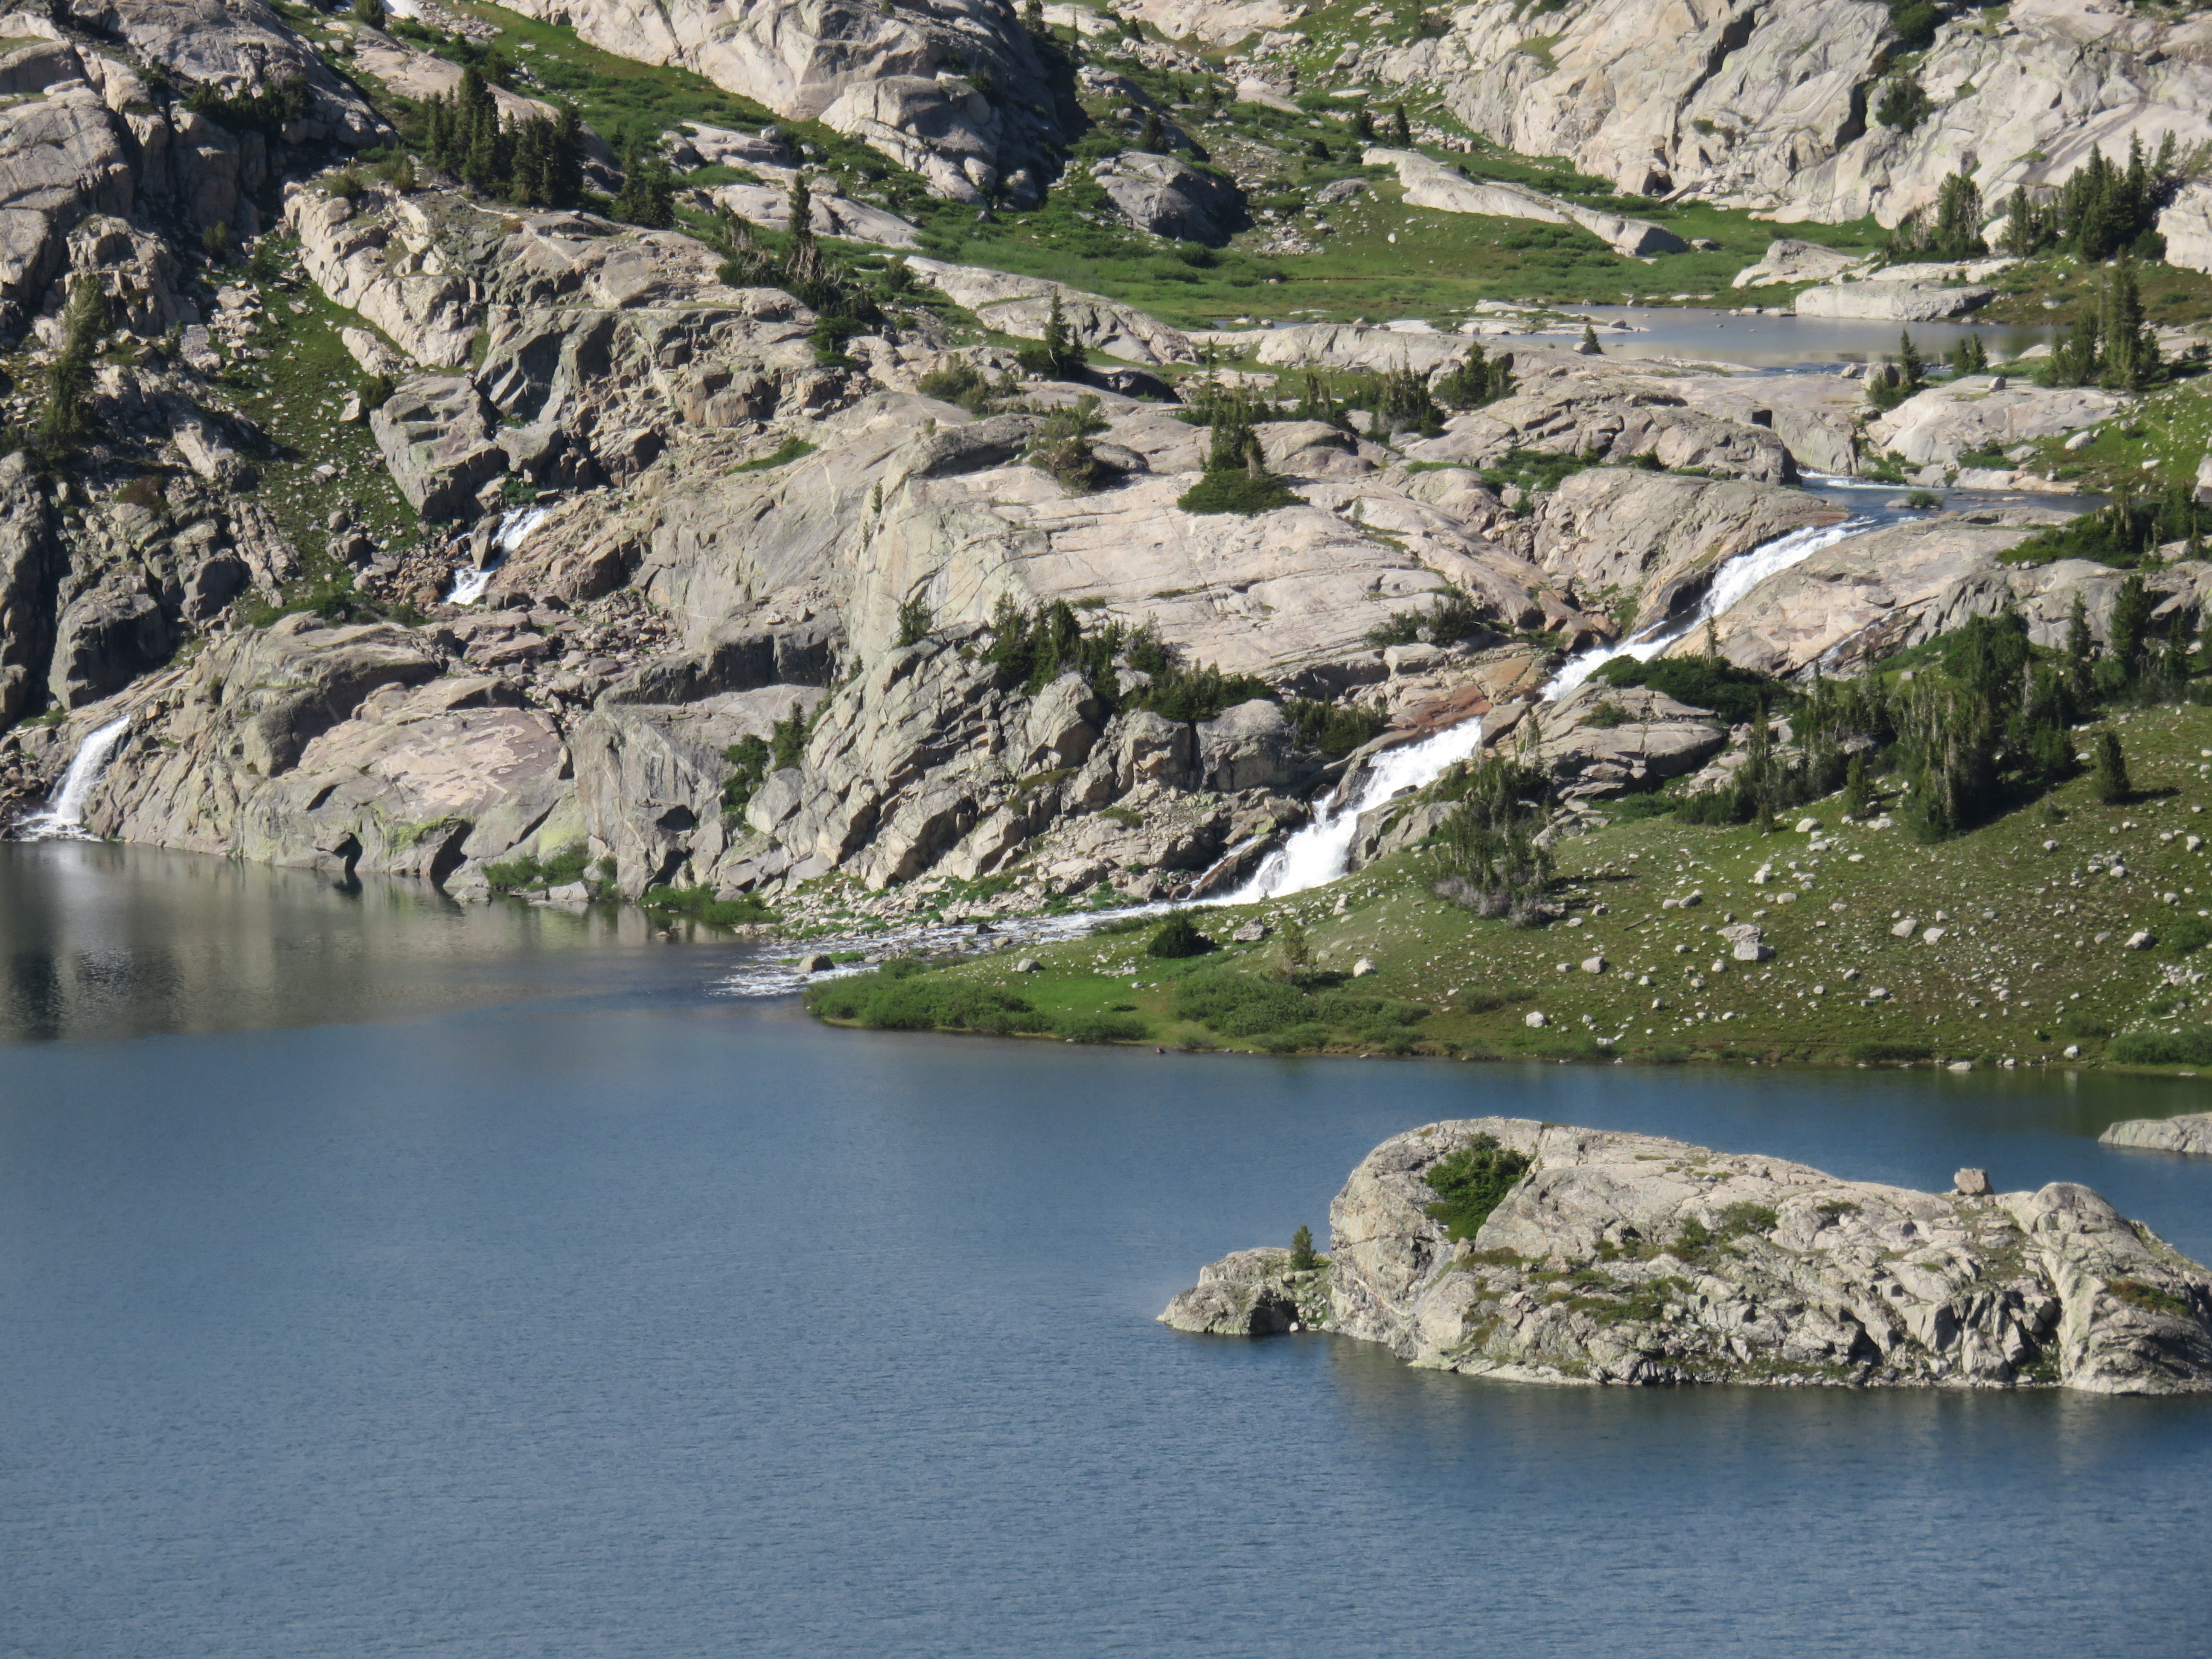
[447,504,553,607]
[1226,515,1875,902]
[1226,714,1490,901]
[14,715,132,841]
[1541,517,1873,699]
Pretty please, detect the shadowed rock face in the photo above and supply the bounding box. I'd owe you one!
[1164,1118,2212,1394]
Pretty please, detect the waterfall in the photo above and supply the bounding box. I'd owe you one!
[1541,517,1873,699]
[1224,516,1874,903]
[14,715,132,841]
[447,504,553,607]
[1225,714,1489,902]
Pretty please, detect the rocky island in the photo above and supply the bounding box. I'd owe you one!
[2100,1112,2212,1156]
[1162,1118,2212,1394]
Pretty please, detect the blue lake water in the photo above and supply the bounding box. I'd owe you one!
[3,843,2209,1657]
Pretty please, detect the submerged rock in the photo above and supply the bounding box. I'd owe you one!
[1164,1118,2212,1394]
[2100,1114,2212,1157]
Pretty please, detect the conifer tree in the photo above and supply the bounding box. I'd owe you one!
[2093,728,2131,804]
[1390,103,1411,145]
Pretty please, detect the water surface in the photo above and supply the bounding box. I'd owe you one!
[2,845,2208,1658]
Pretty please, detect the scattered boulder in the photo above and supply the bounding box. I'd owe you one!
[1091,151,1243,244]
[1731,239,1860,288]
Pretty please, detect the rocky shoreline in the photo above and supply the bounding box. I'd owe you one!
[1162,1118,2212,1394]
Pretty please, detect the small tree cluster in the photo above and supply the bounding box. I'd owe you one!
[1016,289,1089,381]
[1433,342,1514,409]
[2038,266,2161,391]
[2000,136,2177,261]
[1887,172,1985,260]
[1431,756,1555,923]
[420,67,584,208]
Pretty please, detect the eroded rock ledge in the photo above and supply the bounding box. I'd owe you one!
[1161,1118,2212,1395]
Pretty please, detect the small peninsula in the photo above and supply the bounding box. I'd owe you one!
[1161,1118,2212,1394]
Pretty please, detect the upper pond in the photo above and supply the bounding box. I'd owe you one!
[3,831,2207,1657]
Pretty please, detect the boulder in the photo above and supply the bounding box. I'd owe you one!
[2159,180,2212,276]
[284,187,480,367]
[1867,379,2127,467]
[1168,1117,2212,1393]
[1793,281,1995,321]
[905,257,1194,365]
[1731,238,1862,289]
[48,583,171,710]
[2100,1114,2212,1156]
[370,375,506,521]
[1530,681,1727,799]
[1091,152,1242,245]
[1363,147,1687,256]
[707,179,920,247]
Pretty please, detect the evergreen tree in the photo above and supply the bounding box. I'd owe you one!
[2108,571,2156,683]
[1137,108,1164,152]
[2093,728,2131,803]
[610,133,675,227]
[2099,265,2160,391]
[1842,750,1872,818]
[1896,329,1927,394]
[1289,1225,1318,1272]
[1932,171,1985,259]
[1350,107,1375,143]
[2067,592,2095,699]
[1391,104,1411,145]
[39,277,108,447]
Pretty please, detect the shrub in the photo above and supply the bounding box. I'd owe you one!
[1054,1010,1150,1043]
[2108,1028,2212,1065]
[2057,1010,2113,1041]
[1176,469,1300,515]
[485,838,592,892]
[1845,1040,1933,1063]
[2107,1278,2197,1319]
[1284,698,1383,759]
[1420,1135,1532,1241]
[1594,652,1777,724]
[1147,913,1214,958]
[1172,968,1310,1033]
[806,969,1036,1033]
[639,885,774,927]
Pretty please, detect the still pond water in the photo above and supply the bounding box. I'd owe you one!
[2,843,2209,1657]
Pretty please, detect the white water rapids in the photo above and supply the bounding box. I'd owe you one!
[13,715,131,841]
[448,505,553,607]
[1540,517,1871,700]
[1226,514,1873,903]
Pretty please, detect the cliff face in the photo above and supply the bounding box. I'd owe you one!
[1164,1118,2212,1394]
[1277,0,2212,230]
[494,0,1063,204]
[0,0,2188,915]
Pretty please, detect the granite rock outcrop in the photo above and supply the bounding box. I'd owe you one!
[1164,1118,2212,1394]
